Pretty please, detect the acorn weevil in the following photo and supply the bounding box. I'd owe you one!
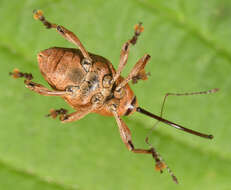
[10,10,219,183]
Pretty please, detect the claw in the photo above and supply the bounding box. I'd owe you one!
[9,68,22,79]
[134,22,144,35]
[155,161,166,172]
[10,69,33,80]
[46,109,58,119]
[33,9,43,20]
[46,108,68,120]
[33,9,54,29]
[130,22,144,45]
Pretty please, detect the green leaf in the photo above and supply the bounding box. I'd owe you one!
[0,0,230,189]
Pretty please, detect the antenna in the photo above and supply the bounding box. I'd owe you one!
[136,107,213,139]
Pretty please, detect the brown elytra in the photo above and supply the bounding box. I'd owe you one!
[10,10,219,184]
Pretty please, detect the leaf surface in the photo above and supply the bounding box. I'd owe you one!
[0,0,230,189]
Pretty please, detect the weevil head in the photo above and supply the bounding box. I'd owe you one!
[37,47,85,90]
[97,82,138,116]
[117,89,138,116]
[113,77,138,116]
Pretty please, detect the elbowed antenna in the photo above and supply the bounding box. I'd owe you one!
[136,107,213,139]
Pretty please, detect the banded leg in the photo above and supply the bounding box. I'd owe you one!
[33,10,92,62]
[143,88,220,182]
[110,107,178,183]
[10,69,68,96]
[116,54,151,91]
[113,23,144,82]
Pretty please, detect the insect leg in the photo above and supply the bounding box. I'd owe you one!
[141,88,219,182]
[112,109,151,152]
[54,95,103,123]
[59,105,94,123]
[110,108,178,182]
[113,23,144,82]
[46,108,68,120]
[33,9,92,62]
[10,69,68,96]
[116,54,151,91]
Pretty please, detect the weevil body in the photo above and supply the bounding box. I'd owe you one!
[38,47,137,117]
[10,10,219,184]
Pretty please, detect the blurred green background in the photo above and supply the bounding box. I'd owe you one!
[0,0,230,189]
